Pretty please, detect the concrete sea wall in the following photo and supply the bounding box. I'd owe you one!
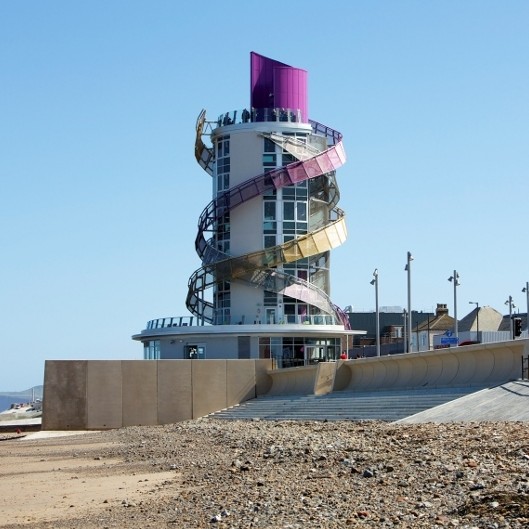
[42,359,272,430]
[42,339,529,430]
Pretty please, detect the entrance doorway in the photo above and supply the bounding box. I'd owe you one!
[305,345,327,364]
[265,308,276,324]
[186,345,205,359]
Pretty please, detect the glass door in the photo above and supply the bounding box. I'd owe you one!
[305,345,326,364]
[265,308,276,324]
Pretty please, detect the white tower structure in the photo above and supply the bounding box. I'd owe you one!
[133,52,358,365]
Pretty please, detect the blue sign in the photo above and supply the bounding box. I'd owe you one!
[440,336,459,345]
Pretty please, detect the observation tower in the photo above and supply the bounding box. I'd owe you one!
[133,52,360,365]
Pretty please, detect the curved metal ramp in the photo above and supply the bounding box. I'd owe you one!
[189,112,349,328]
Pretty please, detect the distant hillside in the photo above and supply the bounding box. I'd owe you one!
[0,385,43,398]
[0,386,43,412]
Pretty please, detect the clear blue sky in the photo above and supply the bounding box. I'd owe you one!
[1,1,528,390]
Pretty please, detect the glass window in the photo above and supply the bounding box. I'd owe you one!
[264,138,275,152]
[187,345,205,359]
[282,153,296,165]
[143,340,160,360]
[264,202,276,220]
[264,235,276,248]
[283,202,295,220]
[263,154,276,167]
[259,337,271,359]
[263,199,276,242]
[216,136,230,192]
[297,187,308,199]
[218,159,230,173]
[296,202,307,221]
[296,222,307,233]
[217,136,230,155]
[264,290,277,305]
[263,188,277,198]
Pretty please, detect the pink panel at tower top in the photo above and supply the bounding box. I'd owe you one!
[250,52,308,123]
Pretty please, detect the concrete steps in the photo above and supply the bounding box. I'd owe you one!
[208,387,483,422]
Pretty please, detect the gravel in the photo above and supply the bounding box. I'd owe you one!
[6,419,529,528]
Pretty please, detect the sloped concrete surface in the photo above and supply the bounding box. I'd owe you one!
[396,380,529,423]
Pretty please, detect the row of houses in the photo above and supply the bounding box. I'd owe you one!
[347,303,528,356]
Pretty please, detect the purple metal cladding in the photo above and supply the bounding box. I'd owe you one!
[250,52,308,123]
[250,52,287,108]
[274,67,308,122]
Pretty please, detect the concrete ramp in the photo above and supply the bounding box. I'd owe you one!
[396,380,529,423]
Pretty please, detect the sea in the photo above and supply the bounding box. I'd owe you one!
[0,386,43,413]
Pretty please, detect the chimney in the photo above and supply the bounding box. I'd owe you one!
[436,303,449,316]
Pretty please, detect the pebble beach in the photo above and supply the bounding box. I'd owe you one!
[1,419,529,528]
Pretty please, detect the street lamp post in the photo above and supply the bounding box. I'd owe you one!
[505,295,515,339]
[370,269,380,357]
[402,308,407,354]
[405,252,413,352]
[448,270,460,342]
[469,301,479,342]
[523,283,529,335]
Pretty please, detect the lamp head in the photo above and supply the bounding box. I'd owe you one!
[448,273,460,286]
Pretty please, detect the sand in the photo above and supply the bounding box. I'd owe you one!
[0,432,176,528]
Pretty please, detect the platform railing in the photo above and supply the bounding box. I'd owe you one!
[146,313,340,330]
[215,107,303,127]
